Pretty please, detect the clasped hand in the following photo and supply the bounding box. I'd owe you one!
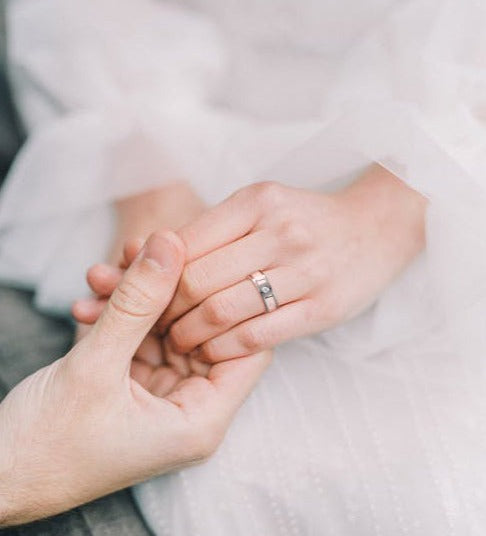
[78,166,426,367]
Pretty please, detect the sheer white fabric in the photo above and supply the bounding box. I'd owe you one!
[2,0,486,533]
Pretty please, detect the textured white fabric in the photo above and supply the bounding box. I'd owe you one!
[2,0,486,533]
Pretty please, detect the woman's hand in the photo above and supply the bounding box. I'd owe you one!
[0,231,270,527]
[79,165,426,363]
[161,165,426,362]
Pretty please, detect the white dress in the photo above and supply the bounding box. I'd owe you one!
[3,0,486,534]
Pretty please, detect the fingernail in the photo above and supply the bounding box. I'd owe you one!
[142,232,178,271]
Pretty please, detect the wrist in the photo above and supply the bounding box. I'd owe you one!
[337,164,427,266]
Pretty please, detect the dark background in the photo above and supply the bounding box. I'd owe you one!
[0,4,24,185]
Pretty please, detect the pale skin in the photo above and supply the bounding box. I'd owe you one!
[75,164,427,365]
[0,166,424,525]
[0,231,271,526]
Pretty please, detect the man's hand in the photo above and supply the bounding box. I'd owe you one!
[0,230,271,527]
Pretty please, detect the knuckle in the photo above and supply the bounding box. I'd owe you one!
[188,421,223,460]
[279,221,312,250]
[238,325,265,353]
[315,296,346,328]
[202,296,234,326]
[251,181,286,208]
[179,266,204,304]
[229,185,248,202]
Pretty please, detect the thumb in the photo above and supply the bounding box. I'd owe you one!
[84,230,185,375]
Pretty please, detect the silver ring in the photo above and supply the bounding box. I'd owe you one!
[248,270,279,313]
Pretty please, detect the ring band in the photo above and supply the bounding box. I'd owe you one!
[248,271,279,313]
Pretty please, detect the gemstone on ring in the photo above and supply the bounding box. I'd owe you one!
[248,271,279,313]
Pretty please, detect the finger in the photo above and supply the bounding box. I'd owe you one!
[86,264,123,297]
[81,230,185,376]
[168,266,310,354]
[188,356,210,377]
[148,367,181,398]
[163,338,191,378]
[136,333,164,368]
[209,350,272,416]
[161,230,277,328]
[72,297,108,324]
[166,350,272,423]
[177,186,260,262]
[195,300,314,363]
[121,237,145,269]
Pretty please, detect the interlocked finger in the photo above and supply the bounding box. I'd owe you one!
[168,266,310,354]
[160,230,278,328]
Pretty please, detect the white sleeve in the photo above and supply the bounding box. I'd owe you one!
[0,0,227,313]
[4,0,227,216]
